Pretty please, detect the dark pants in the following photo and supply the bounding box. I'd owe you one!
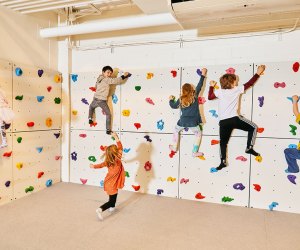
[284,148,300,173]
[100,193,118,211]
[219,116,257,161]
[88,98,111,130]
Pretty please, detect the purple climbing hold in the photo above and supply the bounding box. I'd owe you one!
[5,181,11,187]
[233,183,245,190]
[38,69,44,77]
[287,175,297,184]
[71,151,77,161]
[196,69,202,76]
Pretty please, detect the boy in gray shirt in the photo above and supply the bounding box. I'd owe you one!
[88,66,131,134]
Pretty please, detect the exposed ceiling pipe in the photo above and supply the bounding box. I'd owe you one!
[40,12,178,38]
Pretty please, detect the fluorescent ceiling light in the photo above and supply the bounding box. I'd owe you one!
[40,13,178,38]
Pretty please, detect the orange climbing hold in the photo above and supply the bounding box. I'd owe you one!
[146,73,154,79]
[195,193,205,199]
[211,140,219,145]
[257,128,264,133]
[89,87,96,92]
[38,172,44,178]
[132,185,140,191]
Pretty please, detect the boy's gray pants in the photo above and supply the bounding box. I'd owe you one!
[88,98,111,130]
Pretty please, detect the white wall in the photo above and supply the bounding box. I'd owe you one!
[0,6,58,70]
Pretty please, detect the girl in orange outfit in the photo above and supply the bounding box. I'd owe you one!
[90,132,125,220]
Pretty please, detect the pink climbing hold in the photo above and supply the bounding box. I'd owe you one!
[145,98,155,105]
[144,161,152,171]
[236,156,247,161]
[80,178,87,184]
[198,97,206,104]
[274,82,286,88]
[79,134,87,138]
[226,67,236,74]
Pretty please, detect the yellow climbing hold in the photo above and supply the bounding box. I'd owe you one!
[255,155,262,162]
[146,73,154,79]
[46,117,53,127]
[198,155,206,160]
[54,74,61,83]
[167,176,176,182]
[72,110,78,115]
[16,162,23,170]
[122,110,130,117]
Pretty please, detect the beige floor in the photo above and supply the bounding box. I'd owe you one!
[1,183,300,250]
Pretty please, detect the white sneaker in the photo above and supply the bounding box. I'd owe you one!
[96,208,103,220]
[192,152,204,157]
[109,207,115,212]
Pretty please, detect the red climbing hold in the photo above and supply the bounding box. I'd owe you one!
[134,123,141,129]
[132,185,140,191]
[55,155,62,160]
[198,97,206,104]
[79,134,87,138]
[195,192,205,199]
[170,70,177,78]
[144,161,152,171]
[293,62,299,72]
[27,122,34,127]
[89,122,97,127]
[3,151,12,157]
[38,172,44,178]
[253,184,261,192]
[100,145,107,151]
[89,87,96,92]
[169,150,176,158]
[257,128,264,133]
[211,140,220,145]
[47,86,52,92]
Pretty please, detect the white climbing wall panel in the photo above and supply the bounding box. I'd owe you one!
[0,134,13,205]
[70,71,121,131]
[12,130,61,200]
[120,68,181,133]
[12,64,62,132]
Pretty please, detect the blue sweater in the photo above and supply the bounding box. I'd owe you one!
[169,75,205,127]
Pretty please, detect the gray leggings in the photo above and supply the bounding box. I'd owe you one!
[88,98,111,130]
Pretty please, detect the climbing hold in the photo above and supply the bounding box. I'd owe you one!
[15,67,23,76]
[274,82,286,88]
[25,186,34,193]
[209,110,218,118]
[36,96,44,102]
[145,97,155,105]
[253,184,261,192]
[135,86,141,91]
[4,123,11,130]
[197,155,206,160]
[157,120,164,130]
[100,180,104,188]
[184,127,189,132]
[211,140,219,145]
[54,74,61,83]
[36,147,43,153]
[195,193,205,199]
[257,128,264,133]
[71,74,78,82]
[222,196,234,202]
[79,134,87,138]
[132,185,140,191]
[5,181,10,187]
[196,68,202,76]
[122,110,130,116]
[54,97,61,104]
[27,122,34,127]
[16,162,23,170]
[54,132,60,138]
[157,189,164,195]
[210,167,218,173]
[289,125,297,136]
[71,152,77,161]
[38,69,44,77]
[15,95,23,100]
[37,172,44,178]
[225,67,235,74]
[100,145,107,151]
[88,156,96,162]
[112,94,118,104]
[17,137,22,143]
[198,97,206,104]
[125,171,130,177]
[123,148,131,153]
[55,156,62,160]
[89,87,96,92]
[81,98,89,105]
[46,179,52,187]
[258,96,264,107]
[3,151,12,157]
[47,86,52,92]
[80,178,87,184]
[236,156,247,161]
[144,135,152,142]
[46,118,52,127]
[233,183,245,190]
[134,123,141,130]
[170,70,177,78]
[288,144,297,149]
[89,121,97,127]
[269,202,279,211]
[72,110,78,115]
[144,161,152,171]
[167,176,176,182]
[293,62,299,72]
[169,150,176,158]
[180,178,189,184]
[146,73,154,79]
[255,155,262,162]
[287,175,297,184]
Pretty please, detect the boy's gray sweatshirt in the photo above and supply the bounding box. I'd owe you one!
[94,75,123,100]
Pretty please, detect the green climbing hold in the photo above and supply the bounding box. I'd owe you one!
[88,156,96,162]
[111,136,115,141]
[25,186,34,193]
[222,196,234,202]
[15,95,23,100]
[125,171,130,177]
[289,125,297,136]
[17,137,22,143]
[54,97,61,104]
[135,86,141,91]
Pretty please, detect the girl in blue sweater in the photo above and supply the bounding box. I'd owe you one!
[169,68,207,157]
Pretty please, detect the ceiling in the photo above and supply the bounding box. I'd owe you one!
[1,0,300,37]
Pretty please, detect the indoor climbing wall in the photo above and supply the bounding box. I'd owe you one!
[250,62,300,213]
[0,59,13,205]
[0,60,62,205]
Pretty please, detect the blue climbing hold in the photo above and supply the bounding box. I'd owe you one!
[46,179,53,187]
[15,67,23,76]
